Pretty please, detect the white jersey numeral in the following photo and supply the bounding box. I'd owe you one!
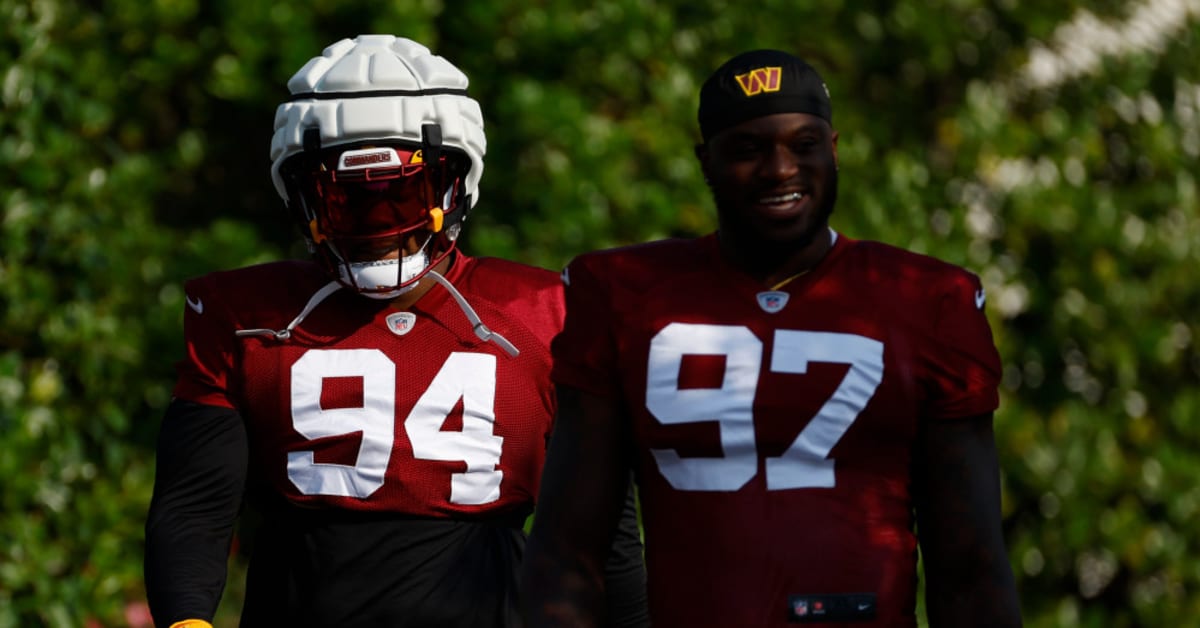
[765,330,884,489]
[646,324,884,491]
[287,349,502,503]
[647,324,762,491]
[406,352,504,505]
[289,349,396,497]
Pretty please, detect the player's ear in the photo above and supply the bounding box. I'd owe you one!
[695,143,712,185]
[830,129,839,170]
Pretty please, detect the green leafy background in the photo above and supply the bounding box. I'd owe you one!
[2,1,1197,626]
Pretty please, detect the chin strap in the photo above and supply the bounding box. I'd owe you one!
[231,271,520,358]
[425,269,520,358]
[234,280,343,340]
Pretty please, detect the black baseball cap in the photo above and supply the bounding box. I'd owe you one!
[698,49,832,142]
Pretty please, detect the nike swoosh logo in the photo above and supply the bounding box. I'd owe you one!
[857,603,872,611]
[186,294,204,314]
[974,288,986,310]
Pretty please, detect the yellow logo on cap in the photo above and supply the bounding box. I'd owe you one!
[410,149,424,164]
[735,66,782,97]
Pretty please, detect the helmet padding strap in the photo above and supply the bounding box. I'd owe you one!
[422,123,442,164]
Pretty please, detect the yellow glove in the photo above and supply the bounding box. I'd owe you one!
[169,621,214,628]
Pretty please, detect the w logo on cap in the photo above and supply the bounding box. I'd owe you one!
[735,66,782,97]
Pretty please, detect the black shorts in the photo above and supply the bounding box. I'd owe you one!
[240,504,527,628]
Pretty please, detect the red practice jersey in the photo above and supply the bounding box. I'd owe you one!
[174,254,564,519]
[552,232,1001,627]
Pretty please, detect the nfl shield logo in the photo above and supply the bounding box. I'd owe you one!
[793,599,808,617]
[756,290,789,313]
[385,311,417,336]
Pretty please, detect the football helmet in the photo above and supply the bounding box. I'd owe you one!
[269,35,486,298]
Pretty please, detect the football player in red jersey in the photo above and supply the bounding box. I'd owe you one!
[523,49,1022,627]
[144,35,647,628]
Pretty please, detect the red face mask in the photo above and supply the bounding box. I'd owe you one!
[285,143,469,293]
[310,146,444,240]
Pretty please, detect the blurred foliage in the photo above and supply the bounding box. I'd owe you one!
[1,0,1198,626]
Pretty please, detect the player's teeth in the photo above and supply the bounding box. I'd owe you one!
[761,192,804,203]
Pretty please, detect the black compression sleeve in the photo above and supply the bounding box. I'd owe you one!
[603,474,649,628]
[144,399,248,626]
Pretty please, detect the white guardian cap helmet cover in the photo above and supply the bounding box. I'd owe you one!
[268,35,487,297]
